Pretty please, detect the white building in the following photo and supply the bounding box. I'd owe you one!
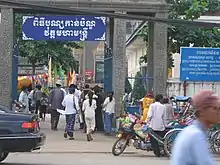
[126,16,220,80]
[126,22,147,85]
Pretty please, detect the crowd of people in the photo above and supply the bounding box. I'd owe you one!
[17,83,220,164]
[17,80,116,141]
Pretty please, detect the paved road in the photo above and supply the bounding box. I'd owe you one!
[2,115,220,165]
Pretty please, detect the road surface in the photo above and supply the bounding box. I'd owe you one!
[3,115,220,165]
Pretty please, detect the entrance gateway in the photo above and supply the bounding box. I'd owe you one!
[0,0,169,116]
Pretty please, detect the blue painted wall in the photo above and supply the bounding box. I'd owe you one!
[104,50,112,92]
[12,42,18,101]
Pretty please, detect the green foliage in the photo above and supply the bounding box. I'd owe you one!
[167,0,220,56]
[138,0,220,68]
[15,14,82,72]
[132,72,146,104]
[125,77,132,93]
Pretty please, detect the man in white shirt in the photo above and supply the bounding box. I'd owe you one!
[146,94,166,157]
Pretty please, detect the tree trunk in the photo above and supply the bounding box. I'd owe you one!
[32,63,36,87]
[32,63,36,75]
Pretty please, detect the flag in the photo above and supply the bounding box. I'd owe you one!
[48,56,52,87]
[68,69,76,87]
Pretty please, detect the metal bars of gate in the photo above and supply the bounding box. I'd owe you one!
[1,0,220,28]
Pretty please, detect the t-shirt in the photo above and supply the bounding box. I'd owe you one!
[82,99,97,119]
[147,102,166,131]
[171,120,215,165]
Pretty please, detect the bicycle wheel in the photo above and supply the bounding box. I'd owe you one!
[211,129,220,154]
[164,129,182,157]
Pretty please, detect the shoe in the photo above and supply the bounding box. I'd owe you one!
[64,132,67,139]
[69,137,75,140]
[87,134,91,141]
[89,134,93,141]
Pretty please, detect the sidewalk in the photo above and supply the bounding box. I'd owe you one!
[38,114,138,153]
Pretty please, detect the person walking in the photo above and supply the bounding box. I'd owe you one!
[82,91,97,141]
[102,91,115,135]
[62,88,79,140]
[171,90,220,165]
[40,92,48,121]
[162,97,174,126]
[49,80,65,131]
[80,84,91,132]
[33,84,43,117]
[146,94,166,157]
[18,86,29,113]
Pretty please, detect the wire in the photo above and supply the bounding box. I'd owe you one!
[0,0,220,28]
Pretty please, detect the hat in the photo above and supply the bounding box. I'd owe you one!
[192,90,219,111]
[55,80,63,86]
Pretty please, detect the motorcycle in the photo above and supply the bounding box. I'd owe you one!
[112,113,182,157]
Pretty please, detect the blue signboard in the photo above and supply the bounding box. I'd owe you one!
[180,47,220,81]
[22,16,106,41]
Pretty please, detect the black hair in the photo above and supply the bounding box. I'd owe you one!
[109,91,114,102]
[85,84,90,89]
[56,84,61,87]
[69,84,77,89]
[36,84,42,90]
[69,88,75,94]
[88,91,93,107]
[22,86,27,91]
[155,94,163,102]
[163,98,169,104]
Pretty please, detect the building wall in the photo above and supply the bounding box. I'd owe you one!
[126,41,147,86]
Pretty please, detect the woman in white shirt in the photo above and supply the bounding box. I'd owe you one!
[62,88,79,140]
[102,91,115,135]
[82,91,97,141]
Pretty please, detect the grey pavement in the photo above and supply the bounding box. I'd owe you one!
[3,114,220,165]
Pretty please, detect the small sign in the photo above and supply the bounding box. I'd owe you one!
[180,47,220,81]
[22,16,106,41]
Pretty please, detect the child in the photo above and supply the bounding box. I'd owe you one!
[40,92,48,121]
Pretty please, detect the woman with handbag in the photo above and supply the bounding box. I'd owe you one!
[62,88,80,140]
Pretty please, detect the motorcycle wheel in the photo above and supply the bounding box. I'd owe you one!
[0,152,9,162]
[112,138,128,156]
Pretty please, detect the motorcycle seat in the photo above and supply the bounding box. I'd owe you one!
[165,126,174,130]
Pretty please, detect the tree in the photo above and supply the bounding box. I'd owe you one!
[125,77,132,93]
[132,72,146,104]
[138,0,220,68]
[15,14,82,74]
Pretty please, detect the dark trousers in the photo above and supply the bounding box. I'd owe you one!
[28,99,32,112]
[40,105,47,119]
[51,110,60,130]
[35,100,41,115]
[150,130,166,157]
[65,114,76,137]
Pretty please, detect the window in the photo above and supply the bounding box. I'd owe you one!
[95,62,104,83]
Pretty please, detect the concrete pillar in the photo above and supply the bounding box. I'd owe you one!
[152,12,168,96]
[0,8,14,108]
[147,21,154,93]
[112,16,126,117]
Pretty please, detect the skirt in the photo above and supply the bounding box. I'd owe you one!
[65,114,76,134]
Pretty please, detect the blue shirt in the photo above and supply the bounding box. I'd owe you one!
[171,120,215,165]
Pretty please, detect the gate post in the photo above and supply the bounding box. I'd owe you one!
[152,12,168,96]
[112,14,126,117]
[0,8,14,108]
